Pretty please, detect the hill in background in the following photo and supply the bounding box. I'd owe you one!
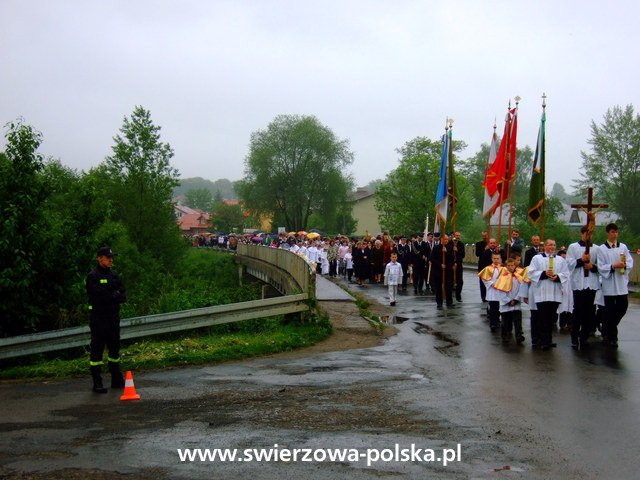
[174,177,237,200]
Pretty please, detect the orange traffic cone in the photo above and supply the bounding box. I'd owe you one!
[120,370,141,401]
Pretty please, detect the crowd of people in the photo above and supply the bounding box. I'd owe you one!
[222,230,469,309]
[477,224,634,351]
[191,225,635,352]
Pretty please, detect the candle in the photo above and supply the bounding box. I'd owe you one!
[620,253,626,275]
[549,255,554,271]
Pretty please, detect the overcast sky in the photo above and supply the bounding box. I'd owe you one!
[2,1,639,192]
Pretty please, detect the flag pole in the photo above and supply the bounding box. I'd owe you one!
[506,96,521,260]
[496,100,511,252]
[486,119,497,239]
[426,214,432,287]
[448,118,457,293]
[449,118,456,235]
[540,93,547,242]
[442,119,449,303]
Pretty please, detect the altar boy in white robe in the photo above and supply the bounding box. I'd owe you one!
[595,223,634,348]
[528,238,570,350]
[566,225,600,349]
[496,258,525,345]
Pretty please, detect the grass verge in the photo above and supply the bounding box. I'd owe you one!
[334,283,386,332]
[0,313,333,380]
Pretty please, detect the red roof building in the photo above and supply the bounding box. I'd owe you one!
[174,204,212,235]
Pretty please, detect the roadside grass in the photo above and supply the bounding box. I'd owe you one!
[0,313,333,380]
[0,249,340,381]
[334,282,386,331]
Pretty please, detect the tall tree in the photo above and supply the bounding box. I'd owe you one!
[375,136,472,235]
[576,104,640,235]
[212,202,244,232]
[236,114,354,231]
[184,187,213,211]
[0,120,48,334]
[103,106,184,266]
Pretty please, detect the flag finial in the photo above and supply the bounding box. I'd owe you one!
[542,92,547,110]
[514,95,521,105]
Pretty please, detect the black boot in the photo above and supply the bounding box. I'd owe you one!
[90,366,108,393]
[109,362,125,389]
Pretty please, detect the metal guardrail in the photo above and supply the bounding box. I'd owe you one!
[0,294,309,360]
[0,245,315,361]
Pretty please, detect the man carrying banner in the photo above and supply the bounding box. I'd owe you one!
[566,226,600,349]
[430,233,456,308]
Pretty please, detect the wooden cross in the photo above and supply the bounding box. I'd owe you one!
[571,187,608,277]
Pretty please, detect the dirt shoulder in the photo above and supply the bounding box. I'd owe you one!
[274,296,396,358]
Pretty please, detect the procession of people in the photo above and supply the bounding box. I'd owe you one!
[230,220,634,353]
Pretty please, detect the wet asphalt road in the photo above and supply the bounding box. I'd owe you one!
[1,270,639,479]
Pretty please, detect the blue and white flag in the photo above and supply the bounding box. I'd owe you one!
[434,131,450,233]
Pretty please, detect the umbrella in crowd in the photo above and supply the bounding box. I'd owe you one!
[306,232,320,239]
[297,231,308,236]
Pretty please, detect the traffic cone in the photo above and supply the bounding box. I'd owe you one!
[120,371,141,401]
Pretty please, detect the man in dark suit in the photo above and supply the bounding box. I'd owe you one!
[453,231,465,301]
[502,228,525,261]
[430,234,456,308]
[396,236,412,291]
[412,234,429,294]
[524,234,542,267]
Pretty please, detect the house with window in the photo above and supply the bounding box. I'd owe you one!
[174,204,212,235]
[351,187,382,237]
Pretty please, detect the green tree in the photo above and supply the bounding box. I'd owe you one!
[236,114,354,232]
[0,120,49,334]
[184,187,213,211]
[212,202,244,232]
[575,104,640,236]
[102,106,185,267]
[374,136,472,236]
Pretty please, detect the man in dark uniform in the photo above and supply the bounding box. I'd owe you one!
[86,246,127,393]
[475,232,488,301]
[453,231,465,301]
[524,234,542,267]
[430,233,456,308]
[412,234,429,294]
[396,236,412,291]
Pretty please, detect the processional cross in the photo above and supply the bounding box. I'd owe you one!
[570,187,608,277]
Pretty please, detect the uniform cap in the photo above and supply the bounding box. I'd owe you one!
[97,246,116,257]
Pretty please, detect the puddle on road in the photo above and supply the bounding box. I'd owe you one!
[382,315,411,324]
[412,322,460,357]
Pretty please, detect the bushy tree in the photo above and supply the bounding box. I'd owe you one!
[0,122,112,335]
[575,104,640,236]
[184,187,213,211]
[212,202,244,232]
[0,120,49,334]
[375,136,472,236]
[102,106,185,268]
[236,115,354,232]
